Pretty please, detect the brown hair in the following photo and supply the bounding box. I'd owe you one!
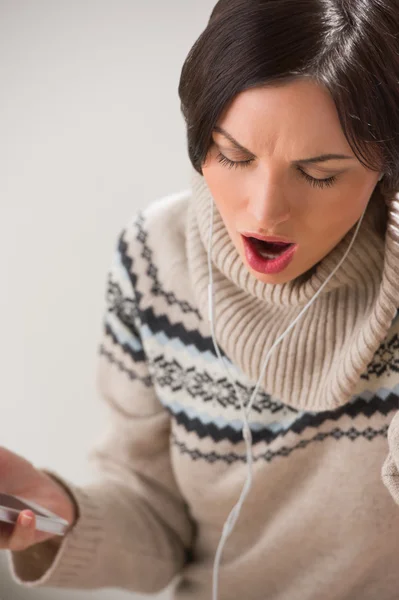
[178,0,399,197]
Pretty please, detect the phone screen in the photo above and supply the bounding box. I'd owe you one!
[0,493,50,517]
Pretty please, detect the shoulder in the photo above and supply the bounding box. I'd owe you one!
[122,187,190,259]
[142,188,191,230]
[116,187,198,319]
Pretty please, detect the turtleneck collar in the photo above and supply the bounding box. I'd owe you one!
[186,168,399,412]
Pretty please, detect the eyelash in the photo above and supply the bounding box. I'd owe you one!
[216,152,337,189]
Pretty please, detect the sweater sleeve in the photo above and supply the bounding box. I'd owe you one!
[382,411,399,504]
[7,228,194,594]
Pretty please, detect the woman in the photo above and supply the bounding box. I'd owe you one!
[2,1,399,599]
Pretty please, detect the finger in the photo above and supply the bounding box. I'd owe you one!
[8,510,36,552]
[0,521,14,549]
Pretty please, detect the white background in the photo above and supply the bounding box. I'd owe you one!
[0,1,216,598]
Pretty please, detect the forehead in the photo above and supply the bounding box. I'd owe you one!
[216,78,352,158]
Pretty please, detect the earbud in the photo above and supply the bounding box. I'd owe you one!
[379,173,384,181]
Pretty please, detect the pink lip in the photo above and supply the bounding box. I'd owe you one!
[241,235,298,275]
[240,232,295,244]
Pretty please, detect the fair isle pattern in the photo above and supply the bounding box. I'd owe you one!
[361,332,399,379]
[100,204,399,464]
[171,425,389,465]
[134,213,202,319]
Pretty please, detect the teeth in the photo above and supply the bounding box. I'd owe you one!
[257,250,281,259]
[251,238,291,260]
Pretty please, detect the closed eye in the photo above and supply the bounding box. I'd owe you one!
[216,152,338,189]
[216,152,254,170]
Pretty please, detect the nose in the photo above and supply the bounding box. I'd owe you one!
[247,179,290,228]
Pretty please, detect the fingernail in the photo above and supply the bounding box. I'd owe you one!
[20,513,33,527]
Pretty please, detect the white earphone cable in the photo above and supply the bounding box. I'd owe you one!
[208,198,368,600]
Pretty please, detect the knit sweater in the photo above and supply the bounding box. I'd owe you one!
[7,169,399,600]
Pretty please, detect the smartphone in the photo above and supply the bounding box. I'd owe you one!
[0,493,69,536]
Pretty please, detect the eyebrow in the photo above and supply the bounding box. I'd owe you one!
[213,126,355,165]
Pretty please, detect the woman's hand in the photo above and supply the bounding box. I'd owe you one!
[0,446,77,552]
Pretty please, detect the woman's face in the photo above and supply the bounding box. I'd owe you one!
[202,78,382,284]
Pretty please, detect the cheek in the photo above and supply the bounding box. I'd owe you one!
[309,175,374,222]
[302,185,373,253]
[202,166,246,223]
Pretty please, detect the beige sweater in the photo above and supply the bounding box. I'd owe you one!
[7,170,399,599]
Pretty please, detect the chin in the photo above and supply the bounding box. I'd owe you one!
[247,266,301,285]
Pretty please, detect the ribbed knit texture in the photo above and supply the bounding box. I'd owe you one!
[188,169,399,411]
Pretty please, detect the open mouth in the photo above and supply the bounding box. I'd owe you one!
[250,239,293,259]
[242,236,298,275]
